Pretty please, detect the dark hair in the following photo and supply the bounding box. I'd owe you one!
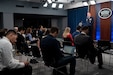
[0,29,6,38]
[76,26,82,30]
[25,27,32,34]
[50,27,59,34]
[39,25,43,29]
[18,26,26,32]
[5,30,17,36]
[81,26,89,31]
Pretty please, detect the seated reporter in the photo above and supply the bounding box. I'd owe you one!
[26,27,41,58]
[40,27,76,75]
[74,26,103,69]
[16,26,30,54]
[0,30,32,75]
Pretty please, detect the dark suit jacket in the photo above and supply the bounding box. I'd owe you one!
[16,33,28,52]
[86,17,94,26]
[74,33,97,64]
[40,34,64,66]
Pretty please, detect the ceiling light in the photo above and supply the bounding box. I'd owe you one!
[47,0,52,4]
[58,4,63,9]
[43,2,48,7]
[90,0,96,5]
[83,1,88,6]
[52,3,57,8]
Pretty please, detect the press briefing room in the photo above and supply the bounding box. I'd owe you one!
[0,0,113,75]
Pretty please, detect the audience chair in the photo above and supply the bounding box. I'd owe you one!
[79,55,90,72]
[49,65,67,75]
[36,59,67,75]
[40,48,68,75]
[98,40,112,66]
[98,40,111,52]
[62,41,72,47]
[42,60,67,75]
[75,44,90,72]
[27,44,40,64]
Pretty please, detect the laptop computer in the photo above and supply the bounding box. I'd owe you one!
[63,45,76,56]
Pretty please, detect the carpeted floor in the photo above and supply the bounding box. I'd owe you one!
[31,53,113,75]
[15,53,113,75]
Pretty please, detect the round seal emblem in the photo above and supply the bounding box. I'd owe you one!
[98,8,112,19]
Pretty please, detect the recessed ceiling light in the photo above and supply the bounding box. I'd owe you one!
[90,0,96,5]
[52,3,57,8]
[83,1,88,6]
[47,0,52,4]
[43,2,48,7]
[58,4,63,9]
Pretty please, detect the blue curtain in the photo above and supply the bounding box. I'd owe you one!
[95,4,101,40]
[68,6,88,33]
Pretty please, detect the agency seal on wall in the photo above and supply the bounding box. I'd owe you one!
[98,8,112,19]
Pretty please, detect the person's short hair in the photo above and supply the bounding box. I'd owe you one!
[81,26,89,31]
[39,25,43,29]
[0,29,6,38]
[26,27,32,34]
[76,26,82,30]
[50,27,59,34]
[5,30,17,36]
[18,26,26,32]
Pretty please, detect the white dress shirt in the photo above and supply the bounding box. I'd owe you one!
[0,37,25,71]
[81,32,87,35]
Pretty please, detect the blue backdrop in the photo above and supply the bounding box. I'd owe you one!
[95,4,101,40]
[68,6,88,33]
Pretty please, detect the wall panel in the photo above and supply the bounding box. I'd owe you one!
[89,5,96,40]
[100,2,111,40]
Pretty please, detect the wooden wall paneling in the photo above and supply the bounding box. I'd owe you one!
[89,5,96,40]
[100,2,111,40]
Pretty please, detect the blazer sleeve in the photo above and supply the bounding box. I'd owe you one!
[67,34,74,46]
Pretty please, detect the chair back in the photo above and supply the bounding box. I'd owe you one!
[63,41,72,46]
[41,48,56,67]
[75,44,88,58]
[98,40,111,51]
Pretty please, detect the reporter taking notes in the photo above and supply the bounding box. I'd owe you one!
[0,30,32,75]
